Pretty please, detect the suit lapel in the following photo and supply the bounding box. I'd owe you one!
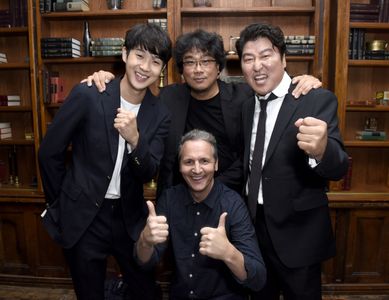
[242,96,256,177]
[101,78,121,163]
[264,91,299,166]
[137,88,155,140]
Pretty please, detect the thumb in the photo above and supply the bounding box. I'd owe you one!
[146,201,156,217]
[218,212,227,228]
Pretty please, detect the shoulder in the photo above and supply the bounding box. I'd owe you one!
[216,182,246,211]
[160,83,188,100]
[218,80,253,102]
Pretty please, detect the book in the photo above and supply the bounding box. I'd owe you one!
[42,48,81,56]
[41,37,81,46]
[89,45,122,51]
[0,127,12,134]
[355,134,386,141]
[91,50,122,57]
[356,130,386,137]
[0,122,11,129]
[41,41,81,51]
[0,132,12,140]
[66,1,90,11]
[342,156,353,190]
[90,38,124,46]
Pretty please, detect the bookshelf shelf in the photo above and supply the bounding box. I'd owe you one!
[328,191,389,202]
[344,140,389,148]
[0,27,28,35]
[0,106,32,112]
[0,63,29,69]
[350,22,389,30]
[0,139,35,145]
[41,9,167,19]
[349,60,389,67]
[181,6,315,16]
[346,106,389,112]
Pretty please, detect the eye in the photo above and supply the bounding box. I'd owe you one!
[136,53,144,59]
[183,159,194,166]
[153,59,162,66]
[183,60,195,67]
[243,57,254,64]
[199,158,210,165]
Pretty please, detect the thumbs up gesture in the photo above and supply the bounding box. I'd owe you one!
[199,212,229,260]
[140,201,169,248]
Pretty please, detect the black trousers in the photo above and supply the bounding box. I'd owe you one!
[63,198,157,300]
[251,205,322,300]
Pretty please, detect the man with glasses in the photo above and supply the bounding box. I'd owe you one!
[85,29,321,195]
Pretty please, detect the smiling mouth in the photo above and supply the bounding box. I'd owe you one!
[136,71,148,80]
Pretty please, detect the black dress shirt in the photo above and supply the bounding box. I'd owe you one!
[137,180,266,299]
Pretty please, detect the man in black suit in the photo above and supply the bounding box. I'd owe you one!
[38,24,172,300]
[85,29,321,196]
[236,23,349,299]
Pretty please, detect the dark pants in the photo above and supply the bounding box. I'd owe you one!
[251,205,322,300]
[63,198,157,300]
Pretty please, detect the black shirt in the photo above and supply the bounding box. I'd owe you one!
[185,94,236,178]
[137,181,266,299]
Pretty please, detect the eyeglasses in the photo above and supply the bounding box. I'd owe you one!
[182,59,216,68]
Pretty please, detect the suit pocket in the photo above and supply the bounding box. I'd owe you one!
[292,191,328,211]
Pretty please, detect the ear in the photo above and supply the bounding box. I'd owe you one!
[122,47,127,63]
[215,159,218,172]
[282,54,286,69]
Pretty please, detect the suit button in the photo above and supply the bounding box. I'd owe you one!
[107,176,111,180]
[95,202,99,207]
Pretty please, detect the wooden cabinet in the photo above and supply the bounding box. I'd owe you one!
[0,0,41,195]
[325,0,389,295]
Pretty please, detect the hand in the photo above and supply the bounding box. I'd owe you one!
[295,117,327,161]
[140,201,169,248]
[199,213,231,260]
[80,70,115,93]
[291,74,322,98]
[114,108,139,148]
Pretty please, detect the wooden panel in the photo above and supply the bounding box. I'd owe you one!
[0,209,30,275]
[344,209,389,283]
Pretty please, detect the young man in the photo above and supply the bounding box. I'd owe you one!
[38,24,172,300]
[236,23,349,299]
[135,129,266,299]
[84,29,321,195]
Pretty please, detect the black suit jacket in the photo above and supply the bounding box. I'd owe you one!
[157,80,253,195]
[38,78,171,248]
[242,84,348,268]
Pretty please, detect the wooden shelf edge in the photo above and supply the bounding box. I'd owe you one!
[41,9,167,19]
[346,105,389,112]
[0,188,43,200]
[328,192,389,202]
[0,139,35,145]
[0,27,28,34]
[350,22,389,30]
[349,60,389,67]
[0,63,29,69]
[344,140,389,147]
[42,56,122,64]
[181,7,315,15]
[0,106,32,112]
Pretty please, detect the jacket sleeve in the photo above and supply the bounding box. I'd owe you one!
[38,84,88,205]
[127,104,171,183]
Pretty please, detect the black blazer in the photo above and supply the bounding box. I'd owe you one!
[242,84,349,268]
[38,78,171,248]
[157,80,253,195]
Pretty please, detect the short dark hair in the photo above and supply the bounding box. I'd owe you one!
[236,23,286,60]
[178,129,218,162]
[174,29,226,74]
[124,23,172,65]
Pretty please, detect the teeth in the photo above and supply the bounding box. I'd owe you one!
[136,72,147,79]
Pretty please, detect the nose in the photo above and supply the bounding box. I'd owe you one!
[192,161,202,173]
[140,57,151,72]
[253,58,263,71]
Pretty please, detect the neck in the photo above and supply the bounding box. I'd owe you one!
[190,83,219,100]
[120,78,146,104]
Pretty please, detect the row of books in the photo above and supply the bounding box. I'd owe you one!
[0,122,13,140]
[90,38,124,57]
[0,95,21,106]
[0,53,7,64]
[350,1,389,23]
[349,29,389,60]
[152,0,166,8]
[41,37,81,58]
[40,0,90,13]
[0,0,28,28]
[147,18,168,32]
[285,35,315,56]
[355,130,387,141]
[42,71,66,104]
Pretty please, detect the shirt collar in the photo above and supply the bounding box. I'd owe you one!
[183,179,221,209]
